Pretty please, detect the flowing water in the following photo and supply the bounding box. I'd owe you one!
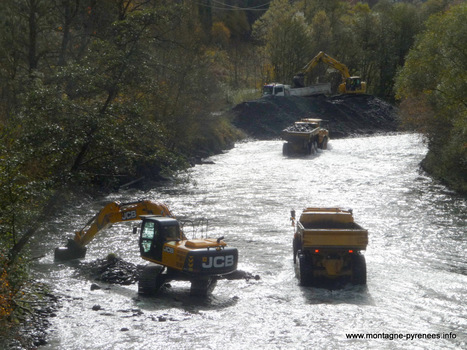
[32,133,466,349]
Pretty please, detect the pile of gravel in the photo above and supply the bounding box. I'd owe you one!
[78,254,139,285]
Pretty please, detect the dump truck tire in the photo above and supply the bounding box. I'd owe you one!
[293,238,299,264]
[138,265,165,295]
[282,143,289,156]
[298,252,313,286]
[319,137,328,150]
[351,254,367,285]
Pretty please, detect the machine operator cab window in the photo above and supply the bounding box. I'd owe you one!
[262,85,274,95]
[346,77,362,91]
[139,216,181,261]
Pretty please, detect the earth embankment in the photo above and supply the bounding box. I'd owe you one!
[231,94,400,139]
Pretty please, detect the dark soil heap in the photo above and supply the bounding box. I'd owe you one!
[231,94,400,139]
[78,255,140,285]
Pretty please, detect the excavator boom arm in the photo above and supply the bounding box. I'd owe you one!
[73,200,176,246]
[301,51,351,80]
[55,200,181,261]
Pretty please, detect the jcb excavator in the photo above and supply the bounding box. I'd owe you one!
[54,200,238,296]
[293,51,366,94]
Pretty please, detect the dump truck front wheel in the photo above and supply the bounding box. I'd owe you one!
[319,137,328,150]
[293,237,301,264]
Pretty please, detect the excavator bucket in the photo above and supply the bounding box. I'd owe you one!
[54,239,87,261]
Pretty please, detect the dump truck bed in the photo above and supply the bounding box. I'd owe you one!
[297,208,368,250]
[281,127,320,143]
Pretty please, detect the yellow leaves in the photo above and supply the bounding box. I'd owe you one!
[211,21,230,48]
[0,268,14,319]
[262,62,275,84]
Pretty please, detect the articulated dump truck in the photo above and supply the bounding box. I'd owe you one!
[292,208,368,286]
[281,118,329,156]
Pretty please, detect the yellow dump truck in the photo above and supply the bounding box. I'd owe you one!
[291,207,368,286]
[281,118,329,156]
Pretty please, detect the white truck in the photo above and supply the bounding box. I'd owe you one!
[262,82,331,97]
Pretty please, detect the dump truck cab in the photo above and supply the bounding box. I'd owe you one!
[262,83,291,96]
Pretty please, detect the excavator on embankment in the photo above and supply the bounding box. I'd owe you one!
[262,51,366,97]
[293,51,367,95]
[54,200,238,296]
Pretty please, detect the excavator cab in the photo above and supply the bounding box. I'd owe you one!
[139,216,181,261]
[341,76,366,94]
[345,77,362,91]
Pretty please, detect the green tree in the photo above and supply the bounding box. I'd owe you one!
[253,0,312,84]
[0,0,238,275]
[395,3,467,193]
[309,10,331,54]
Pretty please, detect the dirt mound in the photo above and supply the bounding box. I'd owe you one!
[231,94,399,139]
[78,255,140,285]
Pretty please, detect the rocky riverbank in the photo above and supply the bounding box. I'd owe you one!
[2,254,259,349]
[0,283,60,349]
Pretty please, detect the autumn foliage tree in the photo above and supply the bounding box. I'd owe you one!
[0,0,242,325]
[395,2,467,193]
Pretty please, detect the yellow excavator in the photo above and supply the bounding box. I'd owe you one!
[293,51,366,94]
[54,200,238,296]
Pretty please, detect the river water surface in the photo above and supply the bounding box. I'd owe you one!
[33,134,466,349]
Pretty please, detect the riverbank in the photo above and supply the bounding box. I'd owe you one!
[0,282,60,349]
[230,94,400,139]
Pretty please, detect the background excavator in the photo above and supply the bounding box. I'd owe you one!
[54,200,238,296]
[293,51,366,94]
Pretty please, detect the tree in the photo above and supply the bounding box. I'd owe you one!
[253,0,312,84]
[395,2,467,193]
[0,0,235,269]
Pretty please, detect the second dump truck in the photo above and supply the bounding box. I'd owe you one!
[282,118,329,156]
[292,207,368,286]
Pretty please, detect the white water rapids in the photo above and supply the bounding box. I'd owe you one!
[32,133,466,349]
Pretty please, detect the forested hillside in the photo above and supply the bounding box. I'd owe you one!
[0,0,465,340]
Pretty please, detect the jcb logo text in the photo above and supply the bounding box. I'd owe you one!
[122,210,137,220]
[202,255,235,268]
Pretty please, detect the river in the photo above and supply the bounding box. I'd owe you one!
[31,133,466,350]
